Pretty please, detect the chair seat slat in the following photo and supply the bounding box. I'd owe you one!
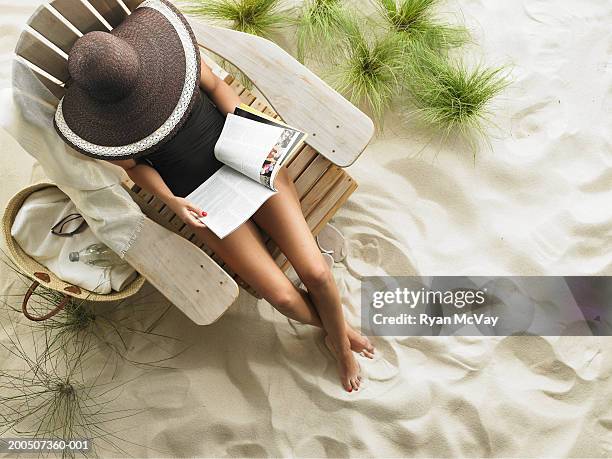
[307,175,356,239]
[294,155,331,197]
[301,166,343,217]
[287,145,318,180]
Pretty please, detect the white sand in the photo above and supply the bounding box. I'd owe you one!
[1,0,611,457]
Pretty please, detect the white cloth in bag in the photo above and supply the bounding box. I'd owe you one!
[11,186,137,293]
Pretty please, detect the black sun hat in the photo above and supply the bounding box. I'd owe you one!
[53,0,201,160]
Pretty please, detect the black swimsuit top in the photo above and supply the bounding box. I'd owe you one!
[137,88,226,197]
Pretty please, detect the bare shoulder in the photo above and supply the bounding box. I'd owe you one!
[199,60,219,94]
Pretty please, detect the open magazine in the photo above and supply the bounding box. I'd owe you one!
[186,104,307,239]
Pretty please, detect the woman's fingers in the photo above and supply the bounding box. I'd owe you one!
[187,209,207,228]
[185,201,207,217]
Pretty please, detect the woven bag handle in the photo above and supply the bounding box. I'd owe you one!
[22,281,69,321]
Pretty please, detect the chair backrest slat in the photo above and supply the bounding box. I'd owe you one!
[21,60,66,101]
[123,0,144,12]
[16,56,66,103]
[16,29,69,82]
[51,0,109,34]
[87,0,129,27]
[28,6,81,55]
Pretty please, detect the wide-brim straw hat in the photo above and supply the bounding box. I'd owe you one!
[53,0,201,160]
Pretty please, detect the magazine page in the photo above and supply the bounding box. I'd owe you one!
[233,105,306,189]
[260,128,304,189]
[186,165,276,239]
[214,114,284,187]
[233,105,307,159]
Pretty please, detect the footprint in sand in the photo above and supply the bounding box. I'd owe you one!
[600,417,612,457]
[512,98,568,141]
[226,443,269,457]
[347,234,383,274]
[346,234,415,278]
[295,435,350,457]
[492,336,583,398]
[361,338,401,383]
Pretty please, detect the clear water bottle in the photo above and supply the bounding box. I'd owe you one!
[69,243,126,268]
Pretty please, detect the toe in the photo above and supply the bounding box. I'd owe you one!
[351,378,360,391]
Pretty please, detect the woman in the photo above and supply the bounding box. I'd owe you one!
[53,0,374,392]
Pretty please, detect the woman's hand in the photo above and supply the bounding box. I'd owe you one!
[108,160,208,229]
[168,196,207,229]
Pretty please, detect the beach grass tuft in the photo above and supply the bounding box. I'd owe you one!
[0,312,145,457]
[329,16,405,127]
[0,255,188,371]
[182,0,291,38]
[373,0,469,51]
[295,0,348,63]
[0,255,189,455]
[181,0,292,88]
[403,44,510,154]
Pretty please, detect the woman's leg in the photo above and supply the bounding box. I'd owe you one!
[252,168,373,391]
[192,221,321,326]
[192,218,364,390]
[191,196,371,355]
[253,169,374,356]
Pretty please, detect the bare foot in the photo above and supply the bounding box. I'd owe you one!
[324,335,362,392]
[346,325,375,359]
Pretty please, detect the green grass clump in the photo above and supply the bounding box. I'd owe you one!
[329,17,405,126]
[182,0,291,88]
[0,316,144,457]
[295,0,348,63]
[404,45,510,154]
[182,0,291,38]
[374,0,469,51]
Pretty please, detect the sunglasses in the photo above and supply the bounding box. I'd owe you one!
[50,213,87,237]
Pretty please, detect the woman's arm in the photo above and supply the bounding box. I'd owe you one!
[107,62,234,226]
[199,61,241,115]
[109,159,206,228]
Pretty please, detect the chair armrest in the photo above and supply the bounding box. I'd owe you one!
[124,218,239,325]
[188,19,374,167]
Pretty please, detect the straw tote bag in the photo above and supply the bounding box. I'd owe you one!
[2,182,145,321]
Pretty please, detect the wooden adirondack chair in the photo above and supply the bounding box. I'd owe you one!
[14,0,374,324]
